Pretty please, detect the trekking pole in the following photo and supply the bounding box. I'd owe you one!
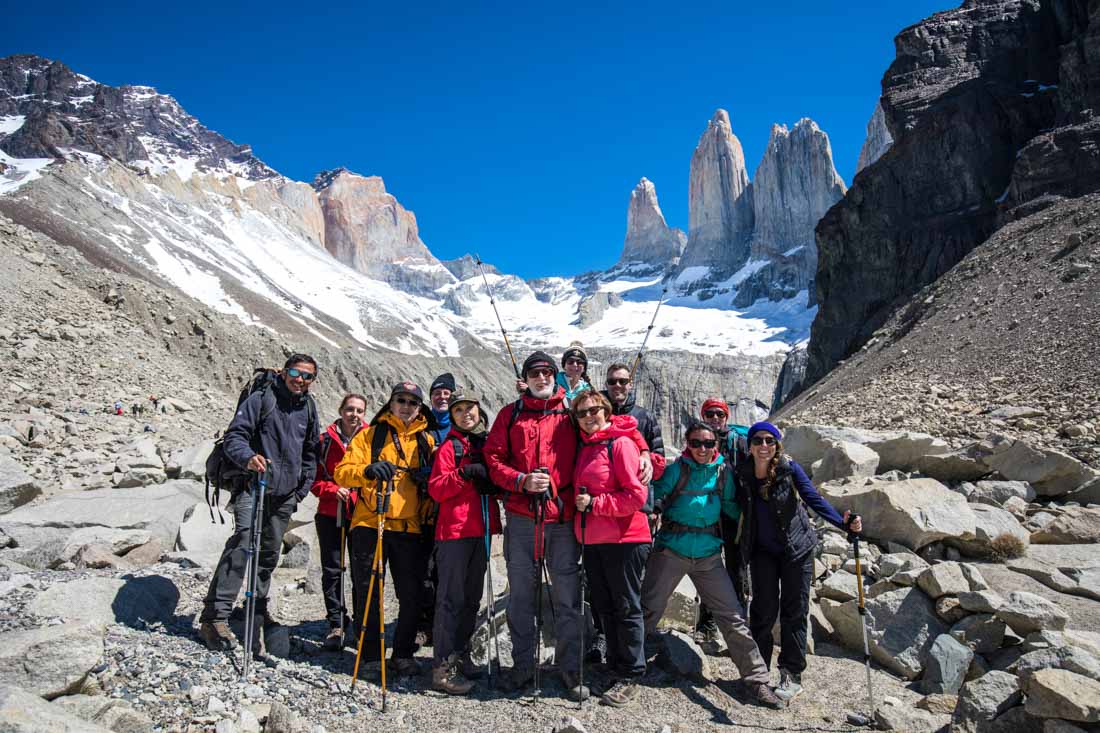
[481,495,497,687]
[377,482,391,713]
[241,471,267,680]
[351,478,391,695]
[475,253,520,379]
[844,515,875,727]
[577,487,589,710]
[629,277,670,380]
[337,498,347,645]
[532,494,547,699]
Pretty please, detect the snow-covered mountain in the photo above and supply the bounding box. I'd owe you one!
[0,54,822,363]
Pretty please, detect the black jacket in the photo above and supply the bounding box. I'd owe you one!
[736,455,818,564]
[601,389,664,457]
[223,379,319,501]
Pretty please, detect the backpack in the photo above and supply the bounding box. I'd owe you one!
[590,436,656,515]
[654,457,728,537]
[203,368,317,523]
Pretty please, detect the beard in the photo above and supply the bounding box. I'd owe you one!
[530,383,554,399]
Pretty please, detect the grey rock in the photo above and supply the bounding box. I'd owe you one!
[656,629,711,682]
[856,100,893,174]
[983,442,1099,497]
[1066,476,1100,507]
[1023,668,1100,723]
[916,448,993,483]
[0,684,114,732]
[957,591,1004,614]
[951,614,1007,656]
[996,592,1069,636]
[923,633,973,695]
[52,695,154,733]
[970,481,1036,506]
[952,671,1021,733]
[0,621,105,699]
[818,569,860,602]
[814,441,880,483]
[875,695,950,732]
[264,701,298,733]
[0,455,40,515]
[1013,646,1100,684]
[173,501,234,568]
[553,716,589,733]
[951,503,1030,559]
[876,552,930,578]
[917,562,971,599]
[1031,507,1100,544]
[27,575,178,627]
[782,424,948,472]
[617,177,686,267]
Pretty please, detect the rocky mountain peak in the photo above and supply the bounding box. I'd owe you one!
[617,176,686,268]
[856,101,894,175]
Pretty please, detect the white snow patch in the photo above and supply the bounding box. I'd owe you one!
[0,115,25,136]
[0,149,54,195]
[781,245,805,257]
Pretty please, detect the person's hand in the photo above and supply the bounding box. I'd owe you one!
[637,452,653,484]
[523,472,550,494]
[843,511,863,534]
[336,487,351,502]
[461,463,488,482]
[247,454,267,473]
[515,379,528,393]
[575,492,592,512]
[363,461,397,482]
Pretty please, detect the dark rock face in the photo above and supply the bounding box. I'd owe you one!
[771,346,808,411]
[807,0,1098,386]
[0,54,274,180]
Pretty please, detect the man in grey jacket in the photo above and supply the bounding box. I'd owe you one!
[199,354,320,653]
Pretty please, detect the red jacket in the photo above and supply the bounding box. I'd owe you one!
[428,430,502,541]
[573,415,652,545]
[310,422,361,519]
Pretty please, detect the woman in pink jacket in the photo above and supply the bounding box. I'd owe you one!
[572,388,651,708]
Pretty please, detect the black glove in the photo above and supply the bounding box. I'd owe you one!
[412,466,431,496]
[460,463,488,482]
[363,461,397,482]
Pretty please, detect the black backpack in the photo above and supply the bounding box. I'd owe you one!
[203,368,316,522]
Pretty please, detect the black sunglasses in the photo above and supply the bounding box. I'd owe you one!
[575,406,604,418]
[394,396,421,407]
[703,409,726,418]
[606,378,631,387]
[286,367,316,381]
[688,439,718,449]
[751,436,777,446]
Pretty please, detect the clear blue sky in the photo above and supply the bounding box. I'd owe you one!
[5,1,951,278]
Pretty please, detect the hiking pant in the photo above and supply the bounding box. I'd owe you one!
[314,512,352,629]
[200,487,297,622]
[749,549,813,675]
[419,528,437,634]
[432,537,486,666]
[585,542,649,678]
[349,526,427,659]
[698,516,746,630]
[642,546,769,685]
[503,512,581,675]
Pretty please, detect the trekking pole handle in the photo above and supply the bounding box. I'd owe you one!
[578,486,590,517]
[845,513,862,546]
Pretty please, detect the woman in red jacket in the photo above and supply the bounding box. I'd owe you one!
[309,393,366,650]
[427,392,502,695]
[572,388,651,708]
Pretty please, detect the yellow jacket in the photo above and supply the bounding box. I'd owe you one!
[334,411,436,533]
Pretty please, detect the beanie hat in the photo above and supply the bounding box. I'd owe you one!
[561,341,588,367]
[429,372,456,394]
[390,381,425,402]
[748,421,782,442]
[522,351,558,379]
[700,398,729,418]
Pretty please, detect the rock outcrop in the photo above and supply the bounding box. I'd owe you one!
[855,100,893,175]
[617,177,686,267]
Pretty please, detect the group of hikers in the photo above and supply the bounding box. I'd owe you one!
[196,347,864,710]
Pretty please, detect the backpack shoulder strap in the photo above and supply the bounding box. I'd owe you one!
[370,422,391,464]
[415,432,432,467]
[447,433,465,463]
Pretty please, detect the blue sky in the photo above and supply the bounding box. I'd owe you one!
[5,1,952,278]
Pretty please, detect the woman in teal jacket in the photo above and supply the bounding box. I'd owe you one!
[640,421,781,709]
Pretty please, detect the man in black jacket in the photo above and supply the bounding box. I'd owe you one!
[199,354,320,652]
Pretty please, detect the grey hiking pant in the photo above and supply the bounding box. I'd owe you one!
[641,546,770,685]
[504,512,581,676]
[200,486,297,622]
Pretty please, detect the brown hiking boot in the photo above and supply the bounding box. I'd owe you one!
[561,671,591,702]
[498,665,534,692]
[199,620,238,651]
[323,627,344,651]
[600,678,641,707]
[432,655,475,695]
[459,651,484,679]
[748,681,784,709]
[389,657,420,677]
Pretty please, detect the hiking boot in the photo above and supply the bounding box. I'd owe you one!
[323,626,344,651]
[198,620,238,651]
[747,681,784,709]
[585,633,607,665]
[561,671,591,702]
[459,651,484,679]
[775,669,803,702]
[600,678,641,707]
[431,655,475,695]
[498,665,534,693]
[389,657,420,677]
[695,617,720,644]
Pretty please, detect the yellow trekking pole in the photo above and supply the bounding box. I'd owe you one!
[351,478,392,706]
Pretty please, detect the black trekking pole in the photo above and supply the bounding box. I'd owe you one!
[241,471,267,681]
[629,277,670,380]
[481,495,497,687]
[577,487,589,710]
[475,253,521,379]
[532,493,547,699]
[337,498,348,646]
[844,514,876,727]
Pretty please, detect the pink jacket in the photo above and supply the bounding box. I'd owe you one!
[572,415,652,545]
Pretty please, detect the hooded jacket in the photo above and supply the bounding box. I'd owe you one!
[428,427,503,541]
[222,378,318,501]
[652,451,741,559]
[310,421,361,519]
[601,388,667,480]
[334,411,436,533]
[572,414,652,545]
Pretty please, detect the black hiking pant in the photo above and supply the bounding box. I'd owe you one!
[200,486,297,622]
[432,536,487,666]
[749,548,813,675]
[585,542,650,679]
[315,512,352,629]
[349,526,427,660]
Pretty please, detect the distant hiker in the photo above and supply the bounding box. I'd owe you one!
[130,403,138,417]
[737,421,863,703]
[572,389,651,707]
[149,395,160,412]
[641,422,782,709]
[557,341,592,406]
[198,355,320,654]
[428,373,455,445]
[114,400,123,416]
[427,391,501,695]
[419,372,457,644]
[334,381,437,677]
[310,393,367,650]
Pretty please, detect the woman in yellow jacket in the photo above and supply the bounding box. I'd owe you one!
[335,381,437,676]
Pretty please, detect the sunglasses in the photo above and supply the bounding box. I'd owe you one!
[688,439,718,449]
[703,410,727,419]
[394,397,421,407]
[527,368,554,379]
[564,358,585,366]
[751,436,777,446]
[575,406,604,418]
[606,378,631,387]
[286,368,316,381]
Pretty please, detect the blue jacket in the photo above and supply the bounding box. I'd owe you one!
[652,454,741,559]
[223,379,319,501]
[555,372,591,405]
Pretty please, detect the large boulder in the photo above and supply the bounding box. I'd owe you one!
[655,629,711,682]
[951,671,1021,733]
[917,562,971,599]
[164,440,215,480]
[819,478,977,551]
[1013,646,1100,683]
[52,695,155,733]
[0,685,114,732]
[822,586,947,679]
[1066,476,1100,506]
[996,591,1069,635]
[916,447,993,483]
[950,503,1030,558]
[983,442,1100,497]
[0,481,204,549]
[782,425,949,473]
[27,575,179,627]
[950,614,1006,655]
[174,502,234,568]
[0,455,40,515]
[818,569,860,602]
[969,481,1036,506]
[1023,668,1100,723]
[14,528,152,570]
[0,622,105,698]
[814,441,880,483]
[922,633,974,695]
[1030,507,1100,544]
[1006,544,1100,602]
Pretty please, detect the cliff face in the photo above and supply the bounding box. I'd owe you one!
[807,0,1099,386]
[617,177,686,267]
